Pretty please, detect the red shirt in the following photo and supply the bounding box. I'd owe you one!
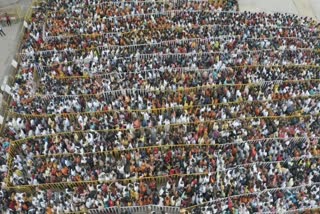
[169,168,175,175]
[9,200,16,210]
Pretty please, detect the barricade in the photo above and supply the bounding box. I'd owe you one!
[22,35,319,56]
[7,84,320,120]
[25,136,315,159]
[6,155,320,191]
[7,109,320,152]
[183,182,320,213]
[43,14,317,41]
[66,205,180,214]
[7,110,320,149]
[9,75,320,102]
[52,64,320,81]
[26,48,319,76]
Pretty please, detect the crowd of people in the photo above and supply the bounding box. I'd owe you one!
[0,0,320,213]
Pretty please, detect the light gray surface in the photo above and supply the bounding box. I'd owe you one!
[310,0,320,20]
[0,23,21,85]
[0,0,20,8]
[238,0,319,20]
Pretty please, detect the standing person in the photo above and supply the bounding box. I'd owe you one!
[5,13,11,26]
[0,25,5,36]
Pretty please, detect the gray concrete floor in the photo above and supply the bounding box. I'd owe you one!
[0,0,21,8]
[238,0,320,20]
[0,22,21,85]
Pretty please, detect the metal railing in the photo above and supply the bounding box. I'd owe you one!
[72,205,181,214]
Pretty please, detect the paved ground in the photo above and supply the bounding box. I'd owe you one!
[238,0,320,20]
[309,0,320,20]
[0,0,20,7]
[0,23,21,85]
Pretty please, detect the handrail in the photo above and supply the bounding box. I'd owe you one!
[7,156,320,190]
[42,22,318,42]
[42,11,318,40]
[19,34,320,56]
[7,111,320,150]
[183,182,320,213]
[15,75,320,100]
[8,90,320,119]
[50,64,320,81]
[64,205,180,214]
[28,47,318,72]
[257,206,320,214]
[22,136,316,159]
